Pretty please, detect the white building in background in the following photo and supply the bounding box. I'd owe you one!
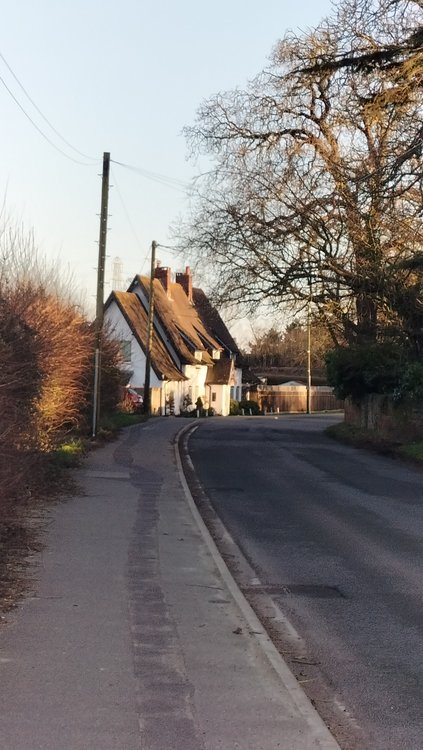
[104,265,242,416]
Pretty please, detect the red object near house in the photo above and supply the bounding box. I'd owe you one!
[125,387,143,409]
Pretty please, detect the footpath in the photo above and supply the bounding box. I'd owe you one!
[0,419,340,750]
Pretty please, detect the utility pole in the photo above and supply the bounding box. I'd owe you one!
[92,151,110,437]
[306,294,312,415]
[143,240,157,416]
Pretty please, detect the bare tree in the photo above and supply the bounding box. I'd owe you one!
[181,0,423,354]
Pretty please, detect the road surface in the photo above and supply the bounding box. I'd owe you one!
[187,415,423,750]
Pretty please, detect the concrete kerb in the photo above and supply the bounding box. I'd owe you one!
[174,421,341,750]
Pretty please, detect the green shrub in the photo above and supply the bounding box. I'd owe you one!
[394,362,423,402]
[230,399,240,415]
[325,343,404,401]
[239,399,260,415]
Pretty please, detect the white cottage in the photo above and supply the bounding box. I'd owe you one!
[104,266,242,416]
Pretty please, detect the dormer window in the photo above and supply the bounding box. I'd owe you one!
[194,350,203,361]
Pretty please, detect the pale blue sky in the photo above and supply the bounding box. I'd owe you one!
[1,0,334,326]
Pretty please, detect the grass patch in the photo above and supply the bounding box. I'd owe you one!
[397,442,423,462]
[50,438,86,469]
[325,422,395,452]
[99,411,148,432]
[326,422,423,465]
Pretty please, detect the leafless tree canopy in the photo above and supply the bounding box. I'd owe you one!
[181,0,423,354]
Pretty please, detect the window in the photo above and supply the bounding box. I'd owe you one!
[212,392,216,402]
[120,340,131,363]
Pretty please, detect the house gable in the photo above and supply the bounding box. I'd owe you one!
[105,291,185,383]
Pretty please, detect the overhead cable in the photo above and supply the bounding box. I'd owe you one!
[0,50,98,163]
[111,167,150,272]
[0,68,97,165]
[111,159,191,194]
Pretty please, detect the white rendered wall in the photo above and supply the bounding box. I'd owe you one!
[104,301,162,389]
[159,379,185,416]
[208,384,231,416]
[181,364,208,411]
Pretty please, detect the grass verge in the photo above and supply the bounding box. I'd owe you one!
[396,442,423,462]
[92,411,149,442]
[326,422,423,466]
[98,411,148,434]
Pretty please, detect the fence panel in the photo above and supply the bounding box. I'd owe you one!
[252,385,343,413]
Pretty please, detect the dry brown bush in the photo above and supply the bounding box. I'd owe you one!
[0,295,41,517]
[19,284,93,450]
[0,212,123,494]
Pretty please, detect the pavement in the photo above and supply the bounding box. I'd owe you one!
[0,418,341,750]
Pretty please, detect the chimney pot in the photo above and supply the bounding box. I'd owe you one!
[176,267,193,302]
[154,265,172,295]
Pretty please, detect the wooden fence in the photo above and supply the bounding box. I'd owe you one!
[250,385,343,413]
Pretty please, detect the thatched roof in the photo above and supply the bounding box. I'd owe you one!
[136,276,221,366]
[192,288,240,356]
[205,357,234,385]
[120,269,241,387]
[107,291,186,382]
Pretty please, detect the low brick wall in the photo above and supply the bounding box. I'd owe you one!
[344,395,423,441]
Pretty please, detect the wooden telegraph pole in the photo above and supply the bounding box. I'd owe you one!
[143,240,157,416]
[92,151,110,436]
[306,296,312,414]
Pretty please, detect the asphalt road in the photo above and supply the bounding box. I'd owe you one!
[187,414,423,750]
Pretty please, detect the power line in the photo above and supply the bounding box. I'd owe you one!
[157,242,182,256]
[111,167,151,272]
[111,170,182,274]
[0,50,98,163]
[112,158,189,186]
[0,74,96,166]
[111,159,191,194]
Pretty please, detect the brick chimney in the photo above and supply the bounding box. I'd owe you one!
[154,264,172,295]
[176,266,193,303]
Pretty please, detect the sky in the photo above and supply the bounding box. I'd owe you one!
[1,0,334,343]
